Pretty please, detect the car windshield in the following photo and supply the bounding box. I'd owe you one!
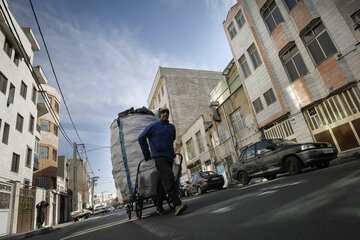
[269,139,297,146]
[200,171,217,177]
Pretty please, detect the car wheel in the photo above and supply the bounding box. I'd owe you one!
[197,186,203,194]
[317,160,329,169]
[184,190,189,197]
[238,171,250,185]
[286,156,302,175]
[266,175,276,181]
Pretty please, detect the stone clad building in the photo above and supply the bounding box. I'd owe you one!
[223,0,360,152]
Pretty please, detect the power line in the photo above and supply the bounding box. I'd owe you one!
[0,1,73,149]
[29,0,83,144]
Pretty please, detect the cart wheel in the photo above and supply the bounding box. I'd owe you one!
[126,205,131,220]
[135,200,143,219]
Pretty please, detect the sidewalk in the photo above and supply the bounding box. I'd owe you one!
[1,227,54,240]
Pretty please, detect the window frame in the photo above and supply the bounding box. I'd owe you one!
[235,9,246,30]
[20,81,27,99]
[40,119,50,132]
[195,131,204,154]
[253,97,264,114]
[217,123,227,143]
[39,146,49,159]
[52,149,57,162]
[2,122,10,145]
[3,39,13,58]
[228,22,237,40]
[239,55,251,79]
[26,146,32,168]
[262,0,284,33]
[284,0,300,11]
[248,44,262,70]
[186,138,196,161]
[263,88,277,106]
[302,21,337,65]
[0,72,8,95]
[11,153,20,173]
[16,113,24,132]
[280,44,308,81]
[230,108,246,134]
[29,114,35,134]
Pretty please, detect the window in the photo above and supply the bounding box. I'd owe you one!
[3,39,12,58]
[39,146,49,159]
[20,81,27,99]
[40,119,50,132]
[217,123,227,143]
[54,101,59,113]
[11,153,20,172]
[231,108,246,133]
[263,88,277,106]
[256,141,274,155]
[24,179,30,189]
[14,53,21,66]
[31,86,37,103]
[186,138,196,160]
[352,9,360,25]
[303,22,337,64]
[245,144,255,160]
[235,9,246,29]
[284,0,299,11]
[29,114,35,134]
[2,122,10,144]
[0,73,8,95]
[7,83,15,107]
[16,114,24,132]
[262,0,284,32]
[239,55,251,79]
[228,22,237,39]
[280,44,308,81]
[26,147,32,167]
[52,149,57,162]
[34,136,40,158]
[36,176,47,189]
[196,131,204,153]
[253,97,264,114]
[248,44,262,69]
[53,124,59,136]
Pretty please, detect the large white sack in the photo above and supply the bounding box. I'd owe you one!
[110,108,158,204]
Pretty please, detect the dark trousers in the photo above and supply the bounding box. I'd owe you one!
[154,158,182,207]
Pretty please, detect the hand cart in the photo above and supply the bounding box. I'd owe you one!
[125,153,183,220]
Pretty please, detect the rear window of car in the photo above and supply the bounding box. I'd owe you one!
[200,171,216,177]
[270,139,297,146]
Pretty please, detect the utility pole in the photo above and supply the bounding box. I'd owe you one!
[91,176,99,211]
[73,142,77,211]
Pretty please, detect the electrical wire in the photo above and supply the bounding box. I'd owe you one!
[0,1,73,149]
[29,0,83,145]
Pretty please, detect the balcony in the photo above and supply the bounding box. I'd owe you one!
[37,91,50,117]
[33,66,48,84]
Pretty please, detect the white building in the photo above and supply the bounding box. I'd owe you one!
[0,0,48,236]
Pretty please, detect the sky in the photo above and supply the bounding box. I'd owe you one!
[9,0,236,195]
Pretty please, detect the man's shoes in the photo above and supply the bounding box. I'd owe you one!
[174,204,187,216]
[156,206,165,216]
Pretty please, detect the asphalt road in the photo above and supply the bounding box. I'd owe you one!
[30,160,360,240]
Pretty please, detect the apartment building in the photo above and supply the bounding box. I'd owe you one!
[147,67,222,179]
[33,84,61,190]
[223,0,360,152]
[0,0,50,235]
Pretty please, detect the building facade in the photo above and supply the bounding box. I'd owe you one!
[33,84,61,190]
[223,0,360,152]
[147,67,222,179]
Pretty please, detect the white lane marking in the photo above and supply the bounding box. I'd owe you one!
[60,218,137,240]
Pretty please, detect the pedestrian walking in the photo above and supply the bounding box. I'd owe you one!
[36,200,49,229]
[138,107,187,216]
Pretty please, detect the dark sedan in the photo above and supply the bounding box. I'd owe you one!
[184,171,225,195]
[231,138,338,185]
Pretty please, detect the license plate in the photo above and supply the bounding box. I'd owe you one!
[323,149,334,153]
[212,177,220,180]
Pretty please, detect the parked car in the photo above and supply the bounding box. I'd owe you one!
[106,206,115,212]
[93,205,107,215]
[69,209,91,222]
[231,138,338,185]
[184,171,225,195]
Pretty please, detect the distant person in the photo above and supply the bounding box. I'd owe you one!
[36,200,49,228]
[138,107,187,216]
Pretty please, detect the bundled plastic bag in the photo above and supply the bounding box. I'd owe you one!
[110,107,159,204]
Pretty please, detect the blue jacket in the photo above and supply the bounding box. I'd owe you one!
[138,120,176,161]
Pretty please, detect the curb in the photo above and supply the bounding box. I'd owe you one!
[1,227,53,240]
